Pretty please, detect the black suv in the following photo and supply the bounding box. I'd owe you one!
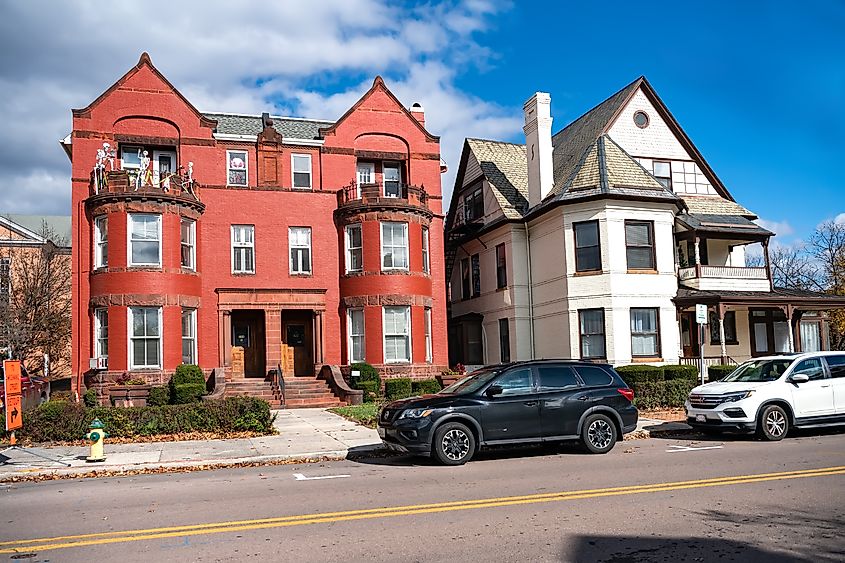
[377,360,638,465]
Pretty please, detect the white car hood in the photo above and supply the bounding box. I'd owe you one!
[690,381,771,395]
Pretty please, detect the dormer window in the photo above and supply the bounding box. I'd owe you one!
[227,150,248,186]
[463,186,484,222]
[653,161,672,190]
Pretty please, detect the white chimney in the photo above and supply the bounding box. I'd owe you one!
[523,92,553,208]
[410,102,425,127]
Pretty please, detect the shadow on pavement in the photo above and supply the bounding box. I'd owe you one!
[647,423,845,442]
[567,534,816,563]
[346,441,598,467]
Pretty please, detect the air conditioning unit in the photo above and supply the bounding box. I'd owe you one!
[89,357,108,370]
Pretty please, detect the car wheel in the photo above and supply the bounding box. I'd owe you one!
[757,405,789,441]
[432,422,475,465]
[581,414,617,454]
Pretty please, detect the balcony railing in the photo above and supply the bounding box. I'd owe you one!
[337,182,428,210]
[678,265,767,281]
[90,169,200,202]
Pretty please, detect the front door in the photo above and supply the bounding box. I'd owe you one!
[681,312,699,358]
[480,367,541,442]
[153,150,177,189]
[283,310,313,376]
[789,357,835,417]
[232,310,266,377]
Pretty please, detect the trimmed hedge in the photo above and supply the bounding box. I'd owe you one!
[708,364,736,382]
[631,379,697,410]
[172,383,205,405]
[148,386,170,407]
[412,379,442,395]
[615,365,664,384]
[662,364,699,381]
[357,380,380,403]
[349,362,381,396]
[19,397,274,442]
[82,388,98,407]
[385,378,413,401]
[172,364,205,386]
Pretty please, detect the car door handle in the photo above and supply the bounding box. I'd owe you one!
[523,401,538,407]
[577,396,591,401]
[820,385,831,388]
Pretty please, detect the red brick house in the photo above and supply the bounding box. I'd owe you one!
[64,53,447,405]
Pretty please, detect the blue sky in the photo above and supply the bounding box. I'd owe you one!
[1,0,842,246]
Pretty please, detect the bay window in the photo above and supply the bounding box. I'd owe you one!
[94,308,108,359]
[345,224,363,273]
[383,306,411,363]
[94,215,108,268]
[180,218,195,270]
[381,222,408,270]
[129,307,161,369]
[181,308,197,365]
[128,213,161,266]
[348,308,365,363]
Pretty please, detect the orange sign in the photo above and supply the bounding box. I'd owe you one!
[3,360,22,396]
[4,360,23,431]
[4,394,22,431]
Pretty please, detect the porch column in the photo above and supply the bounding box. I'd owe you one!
[792,309,805,353]
[763,238,773,291]
[694,237,702,277]
[785,304,795,353]
[717,304,728,362]
[312,310,325,367]
[221,310,232,367]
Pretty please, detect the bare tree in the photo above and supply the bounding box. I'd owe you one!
[0,224,71,378]
[769,244,821,291]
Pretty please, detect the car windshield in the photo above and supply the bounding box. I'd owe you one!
[722,359,795,382]
[439,369,500,395]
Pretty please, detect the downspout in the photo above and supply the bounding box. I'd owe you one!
[523,221,535,359]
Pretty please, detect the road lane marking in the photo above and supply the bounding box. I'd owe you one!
[666,445,724,453]
[293,473,351,481]
[2,465,843,554]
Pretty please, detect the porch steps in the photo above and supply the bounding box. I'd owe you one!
[224,379,282,409]
[281,376,346,408]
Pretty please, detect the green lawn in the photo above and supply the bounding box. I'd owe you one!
[329,403,381,428]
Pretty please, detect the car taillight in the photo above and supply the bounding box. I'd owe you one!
[617,388,634,402]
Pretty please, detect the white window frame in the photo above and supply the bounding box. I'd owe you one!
[0,257,10,305]
[383,305,411,363]
[231,225,255,274]
[357,162,374,188]
[424,307,432,363]
[380,221,409,271]
[347,308,366,364]
[226,149,248,187]
[93,308,108,359]
[180,218,196,271]
[181,308,197,365]
[128,306,162,370]
[421,226,430,274]
[291,153,312,190]
[289,226,312,274]
[345,224,363,273]
[127,213,162,267]
[94,215,108,268]
[383,162,402,198]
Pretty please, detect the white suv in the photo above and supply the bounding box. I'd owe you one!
[685,352,845,440]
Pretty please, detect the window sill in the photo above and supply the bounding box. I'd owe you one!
[232,272,256,276]
[627,269,658,275]
[290,272,313,278]
[574,270,602,277]
[631,356,663,363]
[292,187,313,191]
[127,265,163,271]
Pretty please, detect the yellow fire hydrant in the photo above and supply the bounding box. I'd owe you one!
[86,418,108,463]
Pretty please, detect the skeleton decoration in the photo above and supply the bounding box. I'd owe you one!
[135,149,151,190]
[93,142,116,193]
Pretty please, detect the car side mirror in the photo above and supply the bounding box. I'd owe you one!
[790,374,809,384]
[486,385,503,398]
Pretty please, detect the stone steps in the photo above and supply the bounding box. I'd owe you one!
[223,376,342,409]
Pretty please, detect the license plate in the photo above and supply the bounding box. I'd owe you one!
[696,414,706,423]
[377,427,386,438]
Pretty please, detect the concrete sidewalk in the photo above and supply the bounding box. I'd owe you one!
[0,409,382,481]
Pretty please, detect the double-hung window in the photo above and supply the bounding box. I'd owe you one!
[425,307,433,363]
[625,221,656,270]
[348,308,365,363]
[94,215,108,268]
[496,243,507,288]
[463,186,483,222]
[499,318,510,363]
[231,225,255,274]
[381,222,408,270]
[129,307,161,369]
[291,154,312,189]
[709,311,738,345]
[383,163,401,197]
[227,150,248,186]
[94,308,108,359]
[345,224,363,273]
[574,220,601,272]
[421,227,430,274]
[289,227,312,274]
[180,218,195,270]
[181,308,197,365]
[356,162,374,198]
[653,161,672,190]
[471,254,481,298]
[128,213,161,266]
[631,308,660,358]
[383,306,411,363]
[579,309,606,359]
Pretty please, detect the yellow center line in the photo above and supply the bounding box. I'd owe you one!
[2,465,843,554]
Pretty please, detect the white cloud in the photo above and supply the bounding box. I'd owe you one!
[755,218,794,238]
[0,0,519,214]
[834,212,845,225]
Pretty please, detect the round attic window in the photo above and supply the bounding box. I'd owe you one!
[633,110,650,128]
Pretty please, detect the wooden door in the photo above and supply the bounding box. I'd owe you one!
[232,311,266,377]
[283,311,313,376]
[681,312,699,358]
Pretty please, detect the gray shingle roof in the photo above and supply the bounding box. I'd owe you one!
[681,196,754,218]
[203,113,334,140]
[676,213,772,236]
[465,138,529,219]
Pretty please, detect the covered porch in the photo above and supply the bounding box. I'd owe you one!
[674,288,845,366]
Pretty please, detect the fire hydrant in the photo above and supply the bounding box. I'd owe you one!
[86,418,108,462]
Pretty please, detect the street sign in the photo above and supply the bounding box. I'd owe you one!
[3,359,23,431]
[696,304,708,325]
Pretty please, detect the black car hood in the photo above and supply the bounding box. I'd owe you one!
[383,394,463,410]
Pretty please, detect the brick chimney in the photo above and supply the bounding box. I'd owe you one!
[410,102,425,127]
[523,92,553,208]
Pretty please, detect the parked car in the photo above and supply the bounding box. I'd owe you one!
[377,360,638,465]
[685,352,845,440]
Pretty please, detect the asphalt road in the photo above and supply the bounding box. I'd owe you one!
[2,429,844,562]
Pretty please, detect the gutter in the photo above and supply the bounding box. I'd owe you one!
[523,221,536,359]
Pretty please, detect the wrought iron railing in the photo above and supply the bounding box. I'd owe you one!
[337,182,428,209]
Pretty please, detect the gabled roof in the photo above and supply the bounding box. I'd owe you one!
[681,196,754,218]
[0,214,72,247]
[203,113,333,140]
[465,138,529,219]
[551,135,681,207]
